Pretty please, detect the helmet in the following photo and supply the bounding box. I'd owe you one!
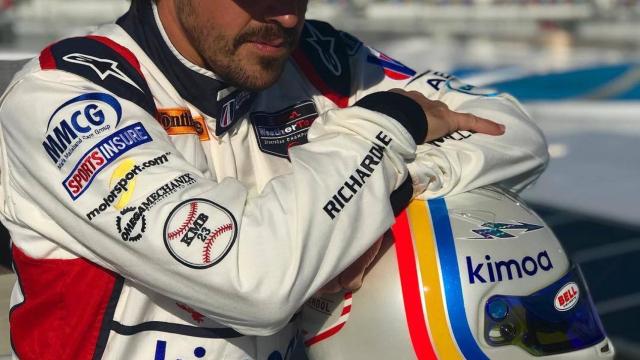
[300,187,614,360]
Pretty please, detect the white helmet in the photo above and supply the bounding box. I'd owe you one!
[300,187,614,360]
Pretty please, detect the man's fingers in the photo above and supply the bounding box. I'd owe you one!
[318,278,342,294]
[318,237,384,295]
[456,113,505,136]
[338,238,383,291]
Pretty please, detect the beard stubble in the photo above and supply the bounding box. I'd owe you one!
[176,1,297,90]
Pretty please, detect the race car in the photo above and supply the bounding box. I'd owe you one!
[301,186,614,360]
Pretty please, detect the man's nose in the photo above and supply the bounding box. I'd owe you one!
[263,2,302,29]
[267,13,300,29]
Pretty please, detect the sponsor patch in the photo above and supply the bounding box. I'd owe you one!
[216,89,255,136]
[63,122,152,200]
[156,108,209,141]
[466,250,553,284]
[86,153,173,220]
[446,79,499,97]
[251,101,318,159]
[43,92,122,169]
[293,21,352,103]
[416,69,455,91]
[305,22,342,76]
[428,130,473,147]
[116,206,147,242]
[469,222,544,239]
[367,48,416,80]
[62,53,141,91]
[339,31,363,56]
[164,199,237,269]
[109,159,138,210]
[113,173,196,241]
[555,282,579,311]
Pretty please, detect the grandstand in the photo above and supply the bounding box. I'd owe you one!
[307,0,640,44]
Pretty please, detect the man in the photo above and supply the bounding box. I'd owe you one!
[0,0,547,358]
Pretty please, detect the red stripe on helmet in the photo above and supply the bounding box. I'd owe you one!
[392,210,438,360]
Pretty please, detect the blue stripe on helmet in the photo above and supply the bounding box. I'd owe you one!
[429,198,489,360]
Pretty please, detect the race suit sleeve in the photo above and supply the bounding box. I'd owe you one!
[350,45,549,198]
[0,69,422,336]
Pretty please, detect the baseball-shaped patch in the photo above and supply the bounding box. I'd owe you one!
[164,198,237,269]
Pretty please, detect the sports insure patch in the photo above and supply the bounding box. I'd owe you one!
[63,122,152,200]
[164,199,237,269]
[251,101,318,159]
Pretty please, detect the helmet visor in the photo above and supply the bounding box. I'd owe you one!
[484,264,607,356]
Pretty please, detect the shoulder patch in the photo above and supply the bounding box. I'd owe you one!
[366,48,416,81]
[339,31,363,56]
[292,20,353,108]
[39,36,156,116]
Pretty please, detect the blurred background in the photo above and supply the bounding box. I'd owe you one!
[1,0,639,358]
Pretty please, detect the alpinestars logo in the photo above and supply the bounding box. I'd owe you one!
[62,53,141,91]
[470,222,544,239]
[305,23,341,76]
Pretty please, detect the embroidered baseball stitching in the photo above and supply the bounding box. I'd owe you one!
[168,202,198,240]
[202,223,233,264]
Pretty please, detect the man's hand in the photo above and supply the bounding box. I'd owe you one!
[389,88,505,142]
[318,237,384,294]
[318,90,504,295]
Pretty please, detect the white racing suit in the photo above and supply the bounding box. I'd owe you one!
[0,2,547,359]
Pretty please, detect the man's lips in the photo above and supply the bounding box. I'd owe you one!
[249,38,286,48]
[245,38,290,55]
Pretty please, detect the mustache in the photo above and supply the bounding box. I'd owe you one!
[233,24,298,49]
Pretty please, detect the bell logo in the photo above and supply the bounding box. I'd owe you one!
[466,250,553,284]
[555,282,579,311]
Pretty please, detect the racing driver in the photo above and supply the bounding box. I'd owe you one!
[0,0,548,358]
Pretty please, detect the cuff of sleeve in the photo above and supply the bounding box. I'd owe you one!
[354,92,427,144]
[390,175,414,216]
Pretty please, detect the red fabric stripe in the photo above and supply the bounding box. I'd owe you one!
[292,49,349,109]
[86,35,144,77]
[384,69,412,81]
[344,292,352,300]
[304,322,347,347]
[392,210,438,360]
[340,305,352,316]
[39,46,56,70]
[10,246,117,360]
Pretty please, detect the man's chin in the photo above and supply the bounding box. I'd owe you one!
[232,60,287,91]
